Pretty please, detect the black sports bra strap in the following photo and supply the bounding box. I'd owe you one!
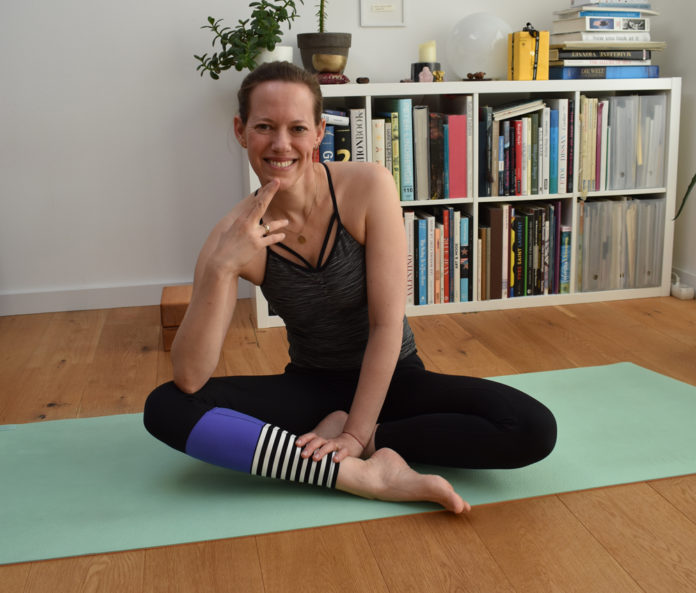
[321,162,341,225]
[274,242,314,268]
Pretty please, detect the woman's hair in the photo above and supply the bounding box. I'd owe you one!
[237,61,323,125]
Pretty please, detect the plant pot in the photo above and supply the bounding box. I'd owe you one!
[257,45,294,66]
[296,32,351,74]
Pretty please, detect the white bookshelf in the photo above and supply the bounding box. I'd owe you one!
[246,78,681,328]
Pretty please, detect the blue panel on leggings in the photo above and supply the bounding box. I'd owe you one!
[185,407,265,472]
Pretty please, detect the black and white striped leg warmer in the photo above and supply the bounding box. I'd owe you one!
[251,424,339,488]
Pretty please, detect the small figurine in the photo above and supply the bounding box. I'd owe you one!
[466,72,487,80]
[418,66,434,83]
[433,70,445,82]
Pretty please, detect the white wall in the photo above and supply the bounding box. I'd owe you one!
[1,0,694,315]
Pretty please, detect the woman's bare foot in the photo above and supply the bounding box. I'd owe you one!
[336,448,470,514]
[310,410,348,439]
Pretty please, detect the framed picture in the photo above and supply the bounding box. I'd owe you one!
[360,0,406,28]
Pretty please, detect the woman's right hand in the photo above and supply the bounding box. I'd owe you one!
[208,178,288,277]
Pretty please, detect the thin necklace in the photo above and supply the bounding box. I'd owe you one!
[294,165,319,245]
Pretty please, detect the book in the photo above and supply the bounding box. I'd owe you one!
[479,106,493,196]
[567,99,575,192]
[571,0,653,7]
[416,215,428,304]
[390,99,414,201]
[551,16,650,34]
[482,206,506,299]
[547,98,568,193]
[428,113,446,200]
[447,114,468,198]
[413,105,430,201]
[443,124,450,198]
[350,108,367,162]
[321,112,350,126]
[416,212,435,303]
[390,111,401,195]
[403,210,415,305]
[384,120,392,173]
[550,40,665,50]
[550,58,651,66]
[493,99,546,121]
[319,125,335,162]
[560,226,571,294]
[549,109,559,194]
[555,5,658,17]
[550,65,659,79]
[551,31,651,42]
[549,48,651,60]
[459,213,472,301]
[334,126,351,161]
[371,118,385,167]
[466,96,474,199]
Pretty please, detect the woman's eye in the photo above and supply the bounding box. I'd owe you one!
[292,126,308,133]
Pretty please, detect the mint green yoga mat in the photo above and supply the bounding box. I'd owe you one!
[2,363,695,565]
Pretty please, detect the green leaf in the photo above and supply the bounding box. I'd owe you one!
[674,170,696,220]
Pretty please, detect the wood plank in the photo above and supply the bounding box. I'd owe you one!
[0,562,31,593]
[649,474,696,524]
[24,551,143,593]
[612,298,696,349]
[143,538,264,593]
[468,495,643,592]
[77,307,160,417]
[361,512,515,592]
[564,301,696,386]
[451,309,578,374]
[560,482,696,593]
[256,523,389,593]
[409,314,517,376]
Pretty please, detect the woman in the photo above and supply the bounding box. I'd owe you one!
[144,62,557,513]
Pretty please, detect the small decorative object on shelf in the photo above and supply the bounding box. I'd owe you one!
[447,12,512,80]
[297,0,352,76]
[317,72,350,84]
[508,22,550,80]
[411,40,442,82]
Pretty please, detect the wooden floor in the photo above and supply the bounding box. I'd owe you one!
[1,297,696,592]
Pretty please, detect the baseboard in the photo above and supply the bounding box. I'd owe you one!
[672,266,696,295]
[0,283,175,316]
[0,279,254,316]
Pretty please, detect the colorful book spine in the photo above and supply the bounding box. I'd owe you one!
[443,124,450,198]
[319,125,334,162]
[417,217,428,304]
[334,126,351,161]
[549,65,659,79]
[549,109,559,194]
[397,99,414,201]
[350,108,368,162]
[403,210,415,305]
[460,213,470,302]
[447,114,468,198]
[371,119,385,167]
[390,111,401,195]
[560,225,572,293]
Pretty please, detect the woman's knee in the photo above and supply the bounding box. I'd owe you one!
[143,381,203,452]
[520,401,557,466]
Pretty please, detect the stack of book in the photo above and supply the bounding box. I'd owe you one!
[549,0,666,79]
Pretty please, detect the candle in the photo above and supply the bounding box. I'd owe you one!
[418,40,436,63]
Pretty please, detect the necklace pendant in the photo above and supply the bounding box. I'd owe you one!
[297,234,307,244]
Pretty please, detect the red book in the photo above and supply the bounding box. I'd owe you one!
[447,114,467,198]
[442,209,450,303]
[514,119,523,195]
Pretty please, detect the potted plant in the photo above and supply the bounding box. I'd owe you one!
[195,0,303,78]
[297,1,351,74]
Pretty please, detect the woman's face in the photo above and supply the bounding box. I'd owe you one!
[235,81,324,191]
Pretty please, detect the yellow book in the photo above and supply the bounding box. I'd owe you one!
[508,30,550,80]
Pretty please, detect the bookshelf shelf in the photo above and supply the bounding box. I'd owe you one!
[246,78,681,328]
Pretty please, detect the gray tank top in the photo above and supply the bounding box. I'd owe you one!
[260,163,416,369]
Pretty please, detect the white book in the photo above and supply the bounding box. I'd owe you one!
[349,108,368,162]
[551,31,651,42]
[403,211,415,305]
[599,99,610,191]
[371,118,385,167]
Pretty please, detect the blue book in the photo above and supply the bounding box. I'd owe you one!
[443,123,450,198]
[577,10,641,17]
[417,217,428,304]
[560,226,571,294]
[319,125,334,162]
[549,65,659,79]
[549,109,559,194]
[460,214,470,302]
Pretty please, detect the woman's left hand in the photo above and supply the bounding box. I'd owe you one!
[296,431,364,463]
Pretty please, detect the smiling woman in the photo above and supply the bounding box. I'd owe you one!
[143,61,557,513]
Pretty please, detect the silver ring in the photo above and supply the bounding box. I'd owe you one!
[262,223,271,236]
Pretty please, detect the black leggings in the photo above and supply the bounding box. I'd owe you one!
[144,353,557,472]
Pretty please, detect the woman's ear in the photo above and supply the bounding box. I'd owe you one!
[315,118,326,149]
[233,115,247,148]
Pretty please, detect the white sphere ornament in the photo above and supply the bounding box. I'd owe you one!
[446,12,512,80]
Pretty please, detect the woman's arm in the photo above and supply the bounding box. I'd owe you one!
[299,164,407,461]
[171,180,287,393]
